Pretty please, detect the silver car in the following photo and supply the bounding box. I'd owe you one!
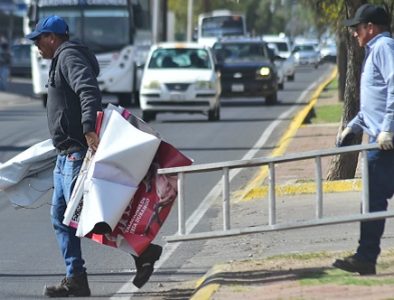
[292,44,320,68]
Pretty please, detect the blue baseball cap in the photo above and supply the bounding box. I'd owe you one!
[25,15,69,40]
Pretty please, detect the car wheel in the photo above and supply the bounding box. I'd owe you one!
[132,91,140,107]
[278,82,284,90]
[287,74,295,81]
[266,92,278,105]
[42,94,48,108]
[142,111,156,122]
[208,105,220,121]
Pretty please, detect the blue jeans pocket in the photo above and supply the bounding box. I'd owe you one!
[66,151,85,162]
[63,150,86,201]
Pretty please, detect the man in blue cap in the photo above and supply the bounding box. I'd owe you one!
[26,15,162,297]
[334,4,394,275]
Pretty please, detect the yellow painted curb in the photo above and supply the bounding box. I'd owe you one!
[238,67,339,201]
[190,284,220,300]
[190,265,225,300]
[247,179,361,199]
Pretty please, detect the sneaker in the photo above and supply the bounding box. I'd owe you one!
[132,244,163,288]
[333,254,376,275]
[44,272,91,297]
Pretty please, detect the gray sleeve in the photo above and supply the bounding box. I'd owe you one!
[60,49,101,134]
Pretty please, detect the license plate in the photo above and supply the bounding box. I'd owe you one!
[170,93,183,100]
[231,84,244,92]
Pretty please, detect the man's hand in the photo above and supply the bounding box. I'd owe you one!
[336,127,355,147]
[377,131,394,150]
[85,131,99,153]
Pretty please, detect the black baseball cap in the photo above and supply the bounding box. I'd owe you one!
[343,4,389,27]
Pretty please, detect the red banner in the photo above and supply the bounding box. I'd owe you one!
[89,141,192,255]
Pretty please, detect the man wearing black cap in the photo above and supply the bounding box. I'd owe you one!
[26,15,162,297]
[334,4,394,275]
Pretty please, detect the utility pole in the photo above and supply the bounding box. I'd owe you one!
[152,0,160,43]
[186,0,193,41]
[160,0,167,41]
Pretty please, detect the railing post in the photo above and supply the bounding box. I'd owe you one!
[361,150,369,214]
[269,162,276,225]
[315,156,323,218]
[222,167,230,230]
[177,172,186,235]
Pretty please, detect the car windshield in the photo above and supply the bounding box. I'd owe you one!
[271,42,288,52]
[39,7,130,53]
[293,45,315,52]
[148,48,212,69]
[213,42,268,62]
[201,15,244,38]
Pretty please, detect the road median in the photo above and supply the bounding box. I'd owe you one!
[191,249,394,300]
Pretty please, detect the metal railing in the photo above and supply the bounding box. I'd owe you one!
[158,144,394,242]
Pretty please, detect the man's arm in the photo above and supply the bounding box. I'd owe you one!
[376,40,394,149]
[61,49,102,136]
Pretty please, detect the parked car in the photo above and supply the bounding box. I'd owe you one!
[212,37,279,104]
[10,43,31,77]
[262,34,296,81]
[292,43,320,68]
[139,42,221,122]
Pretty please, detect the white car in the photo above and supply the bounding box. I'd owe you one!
[263,34,296,81]
[140,42,221,122]
[267,43,285,90]
[320,41,337,63]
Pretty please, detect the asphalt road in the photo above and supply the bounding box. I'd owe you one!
[0,64,333,299]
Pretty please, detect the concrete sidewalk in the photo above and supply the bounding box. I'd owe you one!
[187,69,394,300]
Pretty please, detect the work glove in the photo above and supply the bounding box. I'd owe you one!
[377,131,394,150]
[336,127,355,147]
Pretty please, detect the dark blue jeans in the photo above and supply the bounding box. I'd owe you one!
[51,150,86,277]
[356,147,394,264]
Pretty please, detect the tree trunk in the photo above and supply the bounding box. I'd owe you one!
[326,0,366,181]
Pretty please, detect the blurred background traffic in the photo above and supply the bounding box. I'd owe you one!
[0,0,337,120]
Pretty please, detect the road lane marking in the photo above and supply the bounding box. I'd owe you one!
[239,67,338,201]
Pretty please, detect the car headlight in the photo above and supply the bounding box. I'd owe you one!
[196,80,214,89]
[142,80,160,89]
[259,67,271,76]
[256,67,271,79]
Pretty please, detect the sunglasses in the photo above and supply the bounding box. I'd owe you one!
[34,33,50,46]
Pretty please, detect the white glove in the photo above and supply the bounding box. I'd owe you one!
[377,131,394,150]
[336,127,354,147]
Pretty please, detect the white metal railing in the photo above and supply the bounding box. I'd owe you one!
[159,144,394,242]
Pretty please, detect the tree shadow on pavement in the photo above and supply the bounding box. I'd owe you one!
[197,266,330,288]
